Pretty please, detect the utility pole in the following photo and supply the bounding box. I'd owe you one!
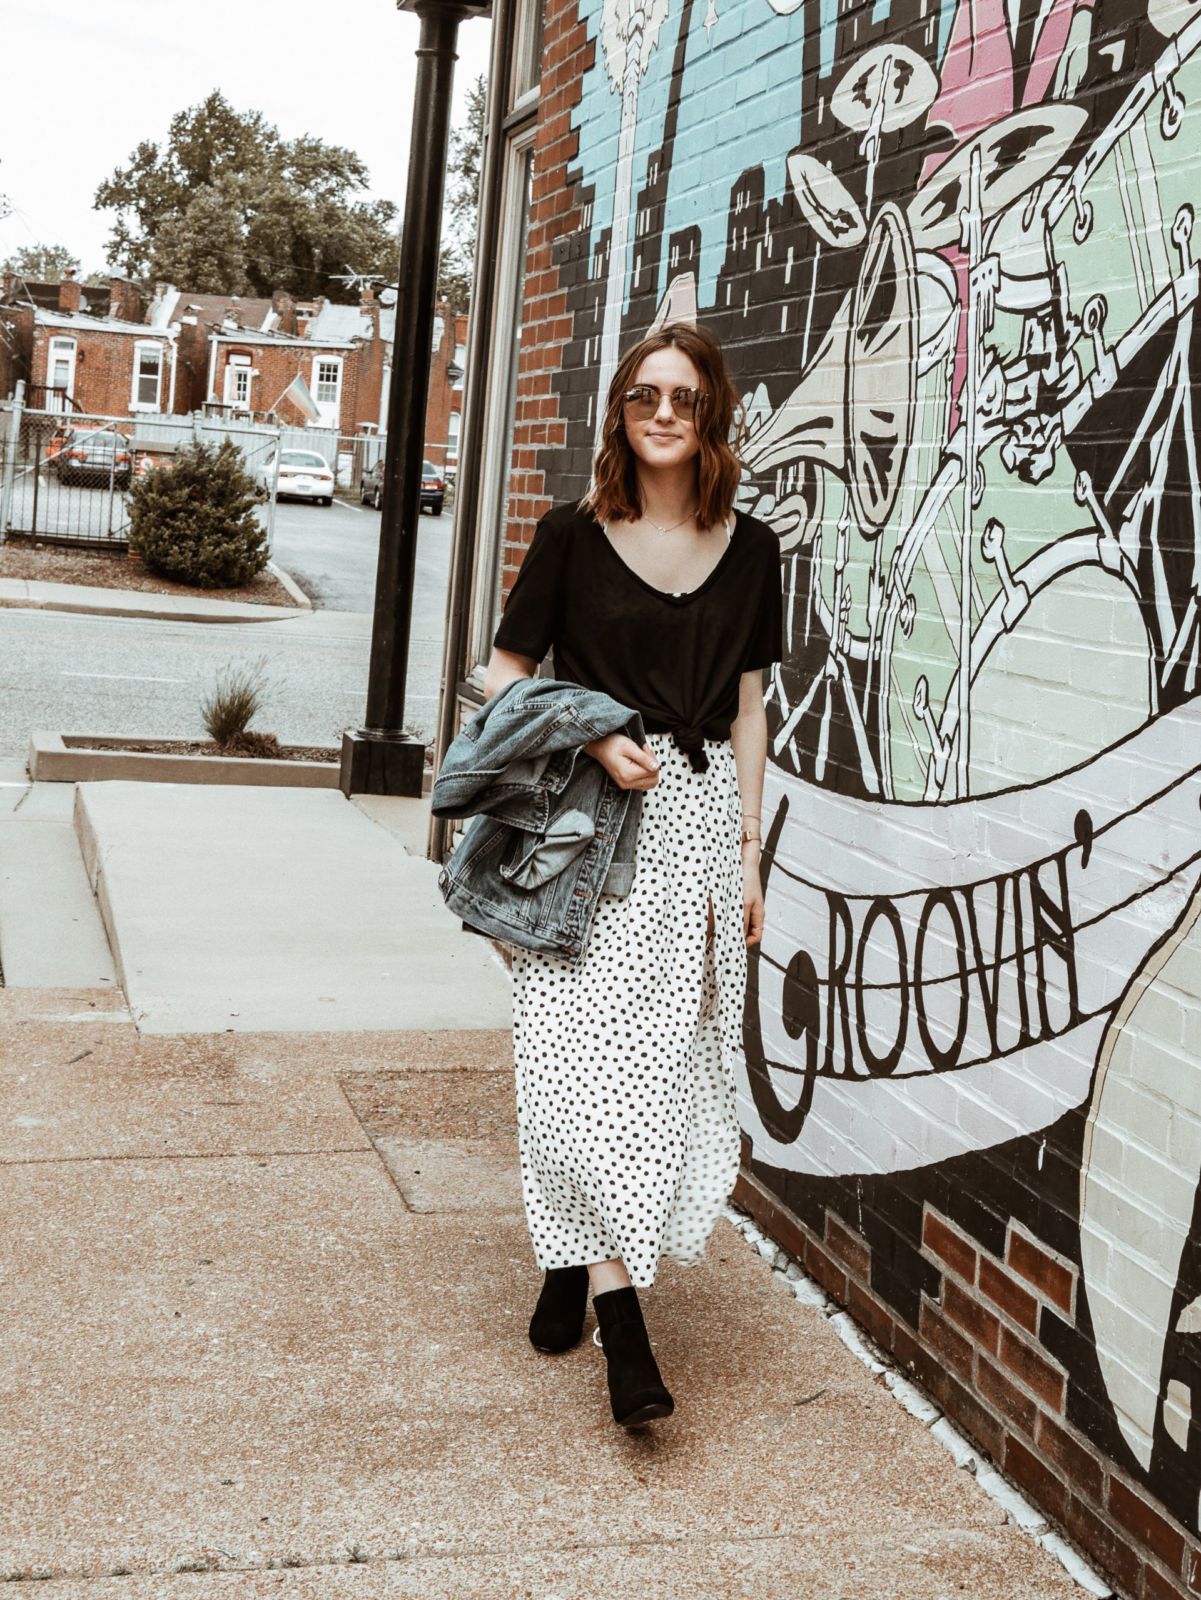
[340,0,490,797]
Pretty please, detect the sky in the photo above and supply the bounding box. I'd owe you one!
[0,0,492,276]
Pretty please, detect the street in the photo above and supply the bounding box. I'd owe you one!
[269,493,451,618]
[0,495,454,758]
[0,606,447,755]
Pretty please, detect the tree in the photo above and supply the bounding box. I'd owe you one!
[437,75,487,315]
[2,243,81,281]
[128,438,268,588]
[94,91,399,300]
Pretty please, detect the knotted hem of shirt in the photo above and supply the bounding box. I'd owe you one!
[644,719,718,774]
[673,725,710,773]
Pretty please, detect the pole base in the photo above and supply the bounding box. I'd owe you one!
[340,729,427,798]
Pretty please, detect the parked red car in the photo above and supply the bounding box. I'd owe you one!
[47,426,133,487]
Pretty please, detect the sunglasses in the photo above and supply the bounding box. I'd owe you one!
[621,383,706,421]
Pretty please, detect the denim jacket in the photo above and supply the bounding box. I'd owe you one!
[431,677,647,963]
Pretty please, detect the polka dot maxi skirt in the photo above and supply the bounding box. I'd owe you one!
[509,730,747,1288]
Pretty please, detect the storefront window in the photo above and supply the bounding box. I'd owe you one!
[469,134,536,670]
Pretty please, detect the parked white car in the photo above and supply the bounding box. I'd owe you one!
[262,449,335,505]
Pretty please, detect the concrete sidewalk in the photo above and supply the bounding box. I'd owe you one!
[0,572,309,625]
[0,779,503,1035]
[0,778,1093,1595]
[0,983,1085,1596]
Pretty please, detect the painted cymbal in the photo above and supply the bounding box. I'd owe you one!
[830,43,938,137]
[787,152,867,248]
[908,104,1088,249]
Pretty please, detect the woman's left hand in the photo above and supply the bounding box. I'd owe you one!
[742,845,765,945]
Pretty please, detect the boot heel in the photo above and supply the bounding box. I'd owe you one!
[592,1285,674,1427]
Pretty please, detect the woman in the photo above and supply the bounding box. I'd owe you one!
[483,322,783,1427]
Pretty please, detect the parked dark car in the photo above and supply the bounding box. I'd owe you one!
[49,427,133,487]
[359,457,445,515]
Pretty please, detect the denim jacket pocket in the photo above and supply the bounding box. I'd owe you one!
[497,807,596,890]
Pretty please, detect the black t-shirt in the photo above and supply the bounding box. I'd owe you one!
[492,501,784,771]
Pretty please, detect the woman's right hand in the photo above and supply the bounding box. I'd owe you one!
[583,733,661,790]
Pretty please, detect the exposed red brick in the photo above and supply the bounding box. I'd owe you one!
[1062,1495,1144,1597]
[804,1237,849,1304]
[825,1211,871,1278]
[920,1355,1006,1462]
[731,1173,809,1264]
[848,1282,896,1352]
[1004,1435,1068,1523]
[918,1298,975,1381]
[1007,1228,1076,1313]
[1145,1560,1190,1600]
[979,1256,1040,1333]
[999,1326,1066,1411]
[1035,1413,1105,1502]
[922,1209,978,1282]
[1108,1479,1187,1572]
[942,1277,1001,1354]
[977,1355,1039,1436]
[891,1318,923,1378]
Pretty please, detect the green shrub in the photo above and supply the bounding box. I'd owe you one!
[129,437,267,588]
[201,657,274,748]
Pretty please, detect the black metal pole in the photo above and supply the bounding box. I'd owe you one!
[341,0,476,797]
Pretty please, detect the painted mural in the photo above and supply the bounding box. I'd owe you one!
[539,0,1201,1545]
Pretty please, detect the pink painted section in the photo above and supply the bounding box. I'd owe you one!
[925,0,1015,160]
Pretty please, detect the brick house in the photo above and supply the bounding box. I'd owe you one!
[436,0,1201,1594]
[201,289,466,453]
[0,275,466,461]
[161,288,294,414]
[422,304,467,474]
[0,271,175,415]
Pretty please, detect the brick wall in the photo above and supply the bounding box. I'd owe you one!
[494,0,594,598]
[494,0,1201,1593]
[210,340,361,430]
[29,324,173,417]
[0,304,31,398]
[423,306,468,472]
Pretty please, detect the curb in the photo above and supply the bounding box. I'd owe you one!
[266,559,313,610]
[72,788,130,1005]
[0,579,306,626]
[29,733,341,789]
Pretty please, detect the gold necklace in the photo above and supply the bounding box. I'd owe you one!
[643,506,697,536]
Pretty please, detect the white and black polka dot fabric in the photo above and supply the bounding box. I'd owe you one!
[509,731,746,1288]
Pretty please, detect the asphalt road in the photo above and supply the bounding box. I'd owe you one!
[0,493,455,759]
[0,605,448,759]
[269,493,452,621]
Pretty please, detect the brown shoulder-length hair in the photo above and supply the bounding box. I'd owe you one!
[579,322,745,529]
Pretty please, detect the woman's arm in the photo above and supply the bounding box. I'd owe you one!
[729,668,768,944]
[482,646,657,784]
[483,645,540,701]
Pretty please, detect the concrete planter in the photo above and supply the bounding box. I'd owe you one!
[30,732,344,789]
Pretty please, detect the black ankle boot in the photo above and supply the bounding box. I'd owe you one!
[528,1264,589,1353]
[592,1285,674,1426]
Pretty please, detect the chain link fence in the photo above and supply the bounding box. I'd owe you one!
[0,389,282,549]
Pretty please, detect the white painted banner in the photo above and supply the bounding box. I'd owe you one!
[740,699,1201,1176]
